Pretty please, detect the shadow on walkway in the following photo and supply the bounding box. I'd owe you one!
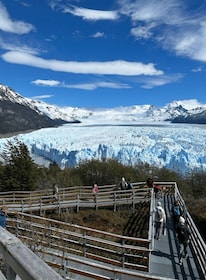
[149,194,204,280]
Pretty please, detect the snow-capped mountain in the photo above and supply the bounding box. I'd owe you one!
[1,83,206,127]
[0,84,73,134]
[1,83,206,174]
[0,83,46,114]
[30,98,206,124]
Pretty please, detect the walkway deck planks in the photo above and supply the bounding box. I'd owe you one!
[150,194,204,280]
[2,182,206,279]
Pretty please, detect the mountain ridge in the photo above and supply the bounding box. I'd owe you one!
[0,84,78,134]
[1,83,206,135]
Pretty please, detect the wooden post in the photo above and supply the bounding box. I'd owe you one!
[58,200,61,215]
[95,195,98,210]
[39,199,42,216]
[132,191,135,210]
[121,239,125,268]
[49,222,52,248]
[63,259,68,278]
[83,232,87,257]
[114,192,116,212]
[76,194,80,213]
[21,200,24,212]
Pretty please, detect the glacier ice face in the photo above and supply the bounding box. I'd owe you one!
[0,122,205,175]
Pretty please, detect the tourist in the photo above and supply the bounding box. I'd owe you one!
[0,206,8,228]
[171,200,183,230]
[53,183,59,201]
[176,216,191,265]
[92,183,99,203]
[154,201,166,240]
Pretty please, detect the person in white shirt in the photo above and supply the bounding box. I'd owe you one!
[154,201,166,240]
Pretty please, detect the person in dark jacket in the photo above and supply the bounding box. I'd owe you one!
[176,216,191,265]
[0,206,8,228]
[171,200,183,230]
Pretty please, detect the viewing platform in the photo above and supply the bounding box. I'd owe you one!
[0,182,205,279]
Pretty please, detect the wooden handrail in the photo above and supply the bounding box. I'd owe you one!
[174,184,206,278]
[2,182,205,279]
[0,227,63,280]
[8,211,151,273]
[5,188,152,213]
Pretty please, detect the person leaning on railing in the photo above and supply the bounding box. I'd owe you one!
[0,206,8,229]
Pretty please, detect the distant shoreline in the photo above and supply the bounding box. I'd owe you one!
[0,129,37,139]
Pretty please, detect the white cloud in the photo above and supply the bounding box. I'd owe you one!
[31,79,60,86]
[167,21,206,62]
[31,94,53,100]
[118,0,182,24]
[0,38,39,54]
[54,4,119,21]
[139,73,183,89]
[2,51,164,76]
[192,66,204,73]
[131,24,154,40]
[91,32,105,38]
[0,2,34,34]
[31,79,131,90]
[63,82,130,90]
[119,0,206,63]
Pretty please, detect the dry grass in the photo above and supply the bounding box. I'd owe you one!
[46,202,150,239]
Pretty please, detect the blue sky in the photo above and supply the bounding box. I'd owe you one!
[0,0,206,108]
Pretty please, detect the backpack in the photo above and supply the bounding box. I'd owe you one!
[128,182,133,189]
[156,207,163,221]
[173,205,180,216]
[178,224,190,242]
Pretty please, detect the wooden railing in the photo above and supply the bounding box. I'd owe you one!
[0,182,175,207]
[51,253,175,280]
[7,211,151,275]
[2,184,152,214]
[174,184,206,278]
[0,227,64,280]
[2,182,205,279]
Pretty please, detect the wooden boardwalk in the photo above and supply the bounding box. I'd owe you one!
[150,194,204,280]
[2,182,206,279]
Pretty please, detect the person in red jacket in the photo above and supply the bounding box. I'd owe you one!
[92,183,99,202]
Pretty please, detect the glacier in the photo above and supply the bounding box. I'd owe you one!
[1,120,206,175]
[1,83,206,175]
